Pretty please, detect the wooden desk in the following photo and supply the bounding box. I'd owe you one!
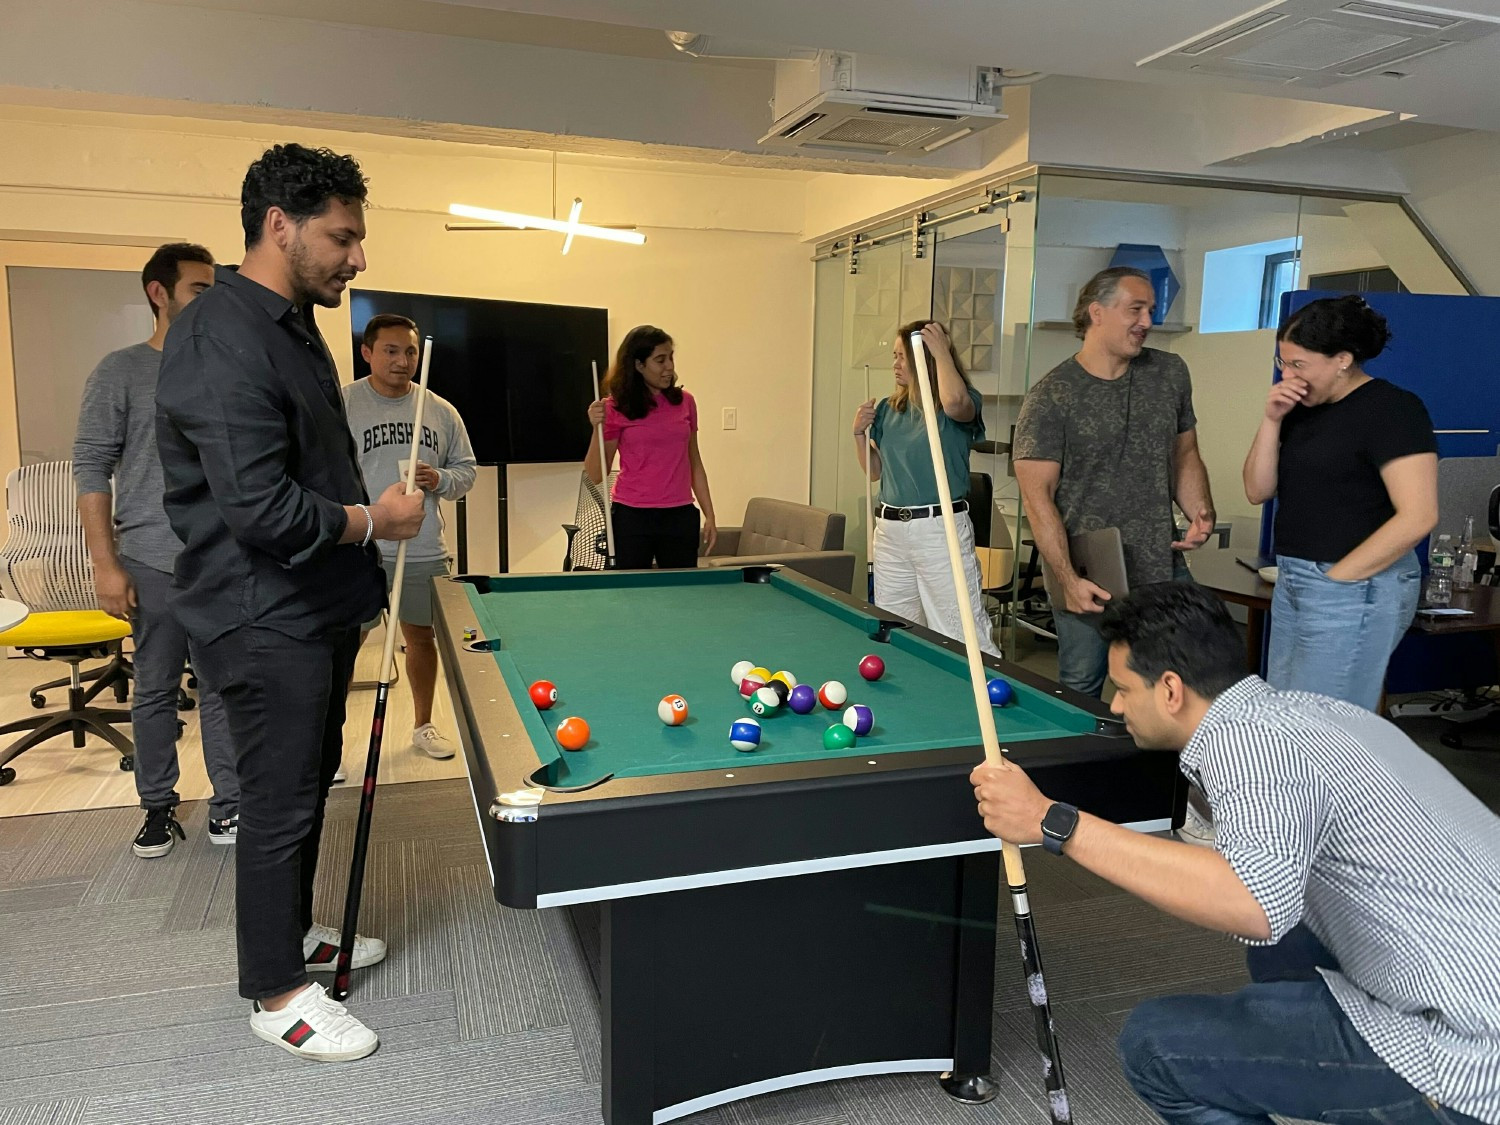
[1411,584,1500,749]
[1184,550,1274,673]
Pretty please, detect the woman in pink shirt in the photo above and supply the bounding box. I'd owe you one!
[586,325,718,569]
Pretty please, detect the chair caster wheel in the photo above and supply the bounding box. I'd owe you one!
[176,720,185,738]
[1441,730,1464,749]
[119,755,134,772]
[187,675,198,689]
[0,767,15,786]
[30,693,45,709]
[178,695,196,712]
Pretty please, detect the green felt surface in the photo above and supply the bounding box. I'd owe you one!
[464,569,1096,787]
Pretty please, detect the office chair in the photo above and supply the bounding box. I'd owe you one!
[0,462,135,784]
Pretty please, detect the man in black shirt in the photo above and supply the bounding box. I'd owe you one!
[158,144,424,1062]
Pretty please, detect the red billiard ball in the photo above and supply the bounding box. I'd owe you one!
[556,716,590,751]
[858,654,885,681]
[529,680,558,710]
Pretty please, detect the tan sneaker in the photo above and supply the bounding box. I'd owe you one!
[411,723,456,760]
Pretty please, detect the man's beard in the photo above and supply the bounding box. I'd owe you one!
[288,237,344,308]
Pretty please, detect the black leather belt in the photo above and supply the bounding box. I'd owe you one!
[877,500,968,522]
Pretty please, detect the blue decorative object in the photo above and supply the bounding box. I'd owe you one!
[1108,243,1179,325]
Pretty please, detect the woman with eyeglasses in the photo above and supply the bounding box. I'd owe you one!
[853,320,1000,656]
[1242,295,1438,710]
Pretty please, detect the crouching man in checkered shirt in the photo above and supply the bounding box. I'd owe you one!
[973,581,1499,1125]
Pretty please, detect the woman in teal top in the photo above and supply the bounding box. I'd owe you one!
[853,320,1000,656]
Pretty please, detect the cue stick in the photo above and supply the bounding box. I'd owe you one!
[863,364,875,602]
[908,330,1070,1123]
[591,360,617,568]
[332,336,434,1001]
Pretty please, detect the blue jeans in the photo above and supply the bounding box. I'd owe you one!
[1120,926,1485,1125]
[1055,555,1192,698]
[1268,551,1421,711]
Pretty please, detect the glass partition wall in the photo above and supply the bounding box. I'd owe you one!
[810,168,1468,657]
[809,176,1037,632]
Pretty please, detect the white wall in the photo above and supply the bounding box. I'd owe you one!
[0,109,816,573]
[1391,130,1500,296]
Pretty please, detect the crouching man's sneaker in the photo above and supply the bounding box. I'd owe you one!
[207,814,238,845]
[411,723,456,760]
[303,922,387,972]
[250,983,378,1062]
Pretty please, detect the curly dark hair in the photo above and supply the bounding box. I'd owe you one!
[605,325,682,420]
[1277,294,1392,365]
[240,143,369,249]
[1098,582,1246,700]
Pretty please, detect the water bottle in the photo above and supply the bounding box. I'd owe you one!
[1454,516,1477,592]
[1427,533,1454,606]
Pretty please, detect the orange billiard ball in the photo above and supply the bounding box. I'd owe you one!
[658,694,689,726]
[556,716,590,751]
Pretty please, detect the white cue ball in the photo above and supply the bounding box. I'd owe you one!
[731,660,755,687]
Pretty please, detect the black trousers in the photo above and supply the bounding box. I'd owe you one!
[611,502,700,570]
[193,625,361,1000]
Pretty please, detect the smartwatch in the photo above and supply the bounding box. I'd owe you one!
[1040,802,1080,856]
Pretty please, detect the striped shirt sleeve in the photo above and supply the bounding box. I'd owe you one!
[1197,720,1334,944]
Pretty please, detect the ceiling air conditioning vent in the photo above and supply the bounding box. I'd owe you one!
[759,52,1008,156]
[1137,0,1500,87]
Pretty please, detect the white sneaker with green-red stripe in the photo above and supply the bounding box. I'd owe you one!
[250,983,379,1061]
[303,922,387,973]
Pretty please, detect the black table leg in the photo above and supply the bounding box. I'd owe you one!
[601,897,655,1125]
[941,850,1000,1104]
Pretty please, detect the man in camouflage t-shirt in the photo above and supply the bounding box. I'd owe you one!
[1014,267,1217,698]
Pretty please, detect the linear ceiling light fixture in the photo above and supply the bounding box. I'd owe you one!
[446,202,645,249]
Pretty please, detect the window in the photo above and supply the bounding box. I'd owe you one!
[1259,250,1300,329]
[1199,237,1301,334]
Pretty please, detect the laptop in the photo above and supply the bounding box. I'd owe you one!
[1041,527,1129,603]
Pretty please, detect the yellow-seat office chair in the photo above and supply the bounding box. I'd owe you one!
[0,462,135,786]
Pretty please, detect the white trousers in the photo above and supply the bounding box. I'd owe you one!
[873,510,1002,657]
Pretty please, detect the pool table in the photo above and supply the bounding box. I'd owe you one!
[433,566,1185,1125]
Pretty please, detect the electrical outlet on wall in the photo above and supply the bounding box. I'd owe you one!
[722,407,737,430]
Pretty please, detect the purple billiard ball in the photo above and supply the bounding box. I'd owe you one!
[841,703,874,737]
[787,683,817,714]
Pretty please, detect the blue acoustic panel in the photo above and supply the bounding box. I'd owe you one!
[1109,243,1179,325]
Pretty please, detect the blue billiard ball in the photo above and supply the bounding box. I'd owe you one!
[729,717,762,752]
[987,678,1015,707]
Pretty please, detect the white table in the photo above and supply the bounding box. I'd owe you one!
[0,598,30,634]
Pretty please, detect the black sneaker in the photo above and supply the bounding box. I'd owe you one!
[133,807,185,858]
[208,814,238,845]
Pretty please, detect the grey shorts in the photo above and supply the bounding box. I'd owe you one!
[363,557,452,630]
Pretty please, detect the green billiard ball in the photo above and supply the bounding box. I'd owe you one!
[822,723,856,751]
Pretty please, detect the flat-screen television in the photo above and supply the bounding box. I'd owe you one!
[349,289,608,464]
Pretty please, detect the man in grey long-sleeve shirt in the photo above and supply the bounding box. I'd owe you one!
[73,242,240,859]
[345,313,477,761]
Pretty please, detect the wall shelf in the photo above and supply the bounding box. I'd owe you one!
[1035,320,1193,336]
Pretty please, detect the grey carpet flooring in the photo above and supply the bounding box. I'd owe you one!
[2,726,1494,1125]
